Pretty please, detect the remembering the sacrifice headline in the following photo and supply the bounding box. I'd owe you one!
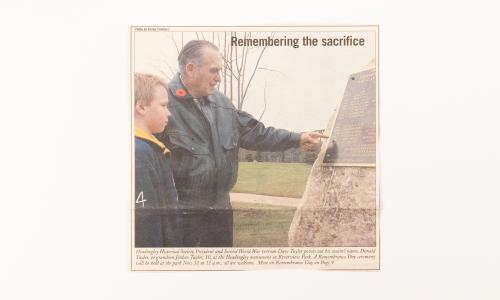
[231,35,365,48]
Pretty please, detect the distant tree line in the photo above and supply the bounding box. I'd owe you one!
[239,129,325,165]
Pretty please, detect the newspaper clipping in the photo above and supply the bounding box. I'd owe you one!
[131,25,379,270]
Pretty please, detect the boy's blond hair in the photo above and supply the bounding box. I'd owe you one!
[134,73,167,105]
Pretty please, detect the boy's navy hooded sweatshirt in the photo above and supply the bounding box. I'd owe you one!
[134,127,181,247]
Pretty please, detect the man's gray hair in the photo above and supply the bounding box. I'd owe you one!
[178,40,219,74]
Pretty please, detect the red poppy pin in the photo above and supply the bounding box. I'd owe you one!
[175,89,187,97]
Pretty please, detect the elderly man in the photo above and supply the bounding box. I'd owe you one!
[159,40,326,247]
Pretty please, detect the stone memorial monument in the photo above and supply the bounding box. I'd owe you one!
[288,61,377,247]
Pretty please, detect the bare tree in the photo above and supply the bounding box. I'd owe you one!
[151,33,185,81]
[155,32,274,114]
[223,31,271,110]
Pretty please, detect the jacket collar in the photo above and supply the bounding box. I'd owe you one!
[134,126,170,155]
[168,72,215,103]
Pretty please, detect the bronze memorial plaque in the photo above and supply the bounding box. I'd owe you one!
[323,68,376,166]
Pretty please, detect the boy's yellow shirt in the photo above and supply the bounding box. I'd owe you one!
[134,127,170,155]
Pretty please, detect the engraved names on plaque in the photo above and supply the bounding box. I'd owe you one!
[323,68,376,166]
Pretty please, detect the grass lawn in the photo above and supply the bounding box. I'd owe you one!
[232,162,312,198]
[232,201,296,247]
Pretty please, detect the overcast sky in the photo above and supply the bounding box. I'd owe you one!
[133,28,376,132]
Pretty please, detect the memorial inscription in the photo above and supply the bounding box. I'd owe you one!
[323,68,376,166]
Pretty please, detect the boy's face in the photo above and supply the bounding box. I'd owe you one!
[143,85,171,133]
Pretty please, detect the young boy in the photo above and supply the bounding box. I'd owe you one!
[134,73,181,247]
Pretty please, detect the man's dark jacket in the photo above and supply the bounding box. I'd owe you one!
[158,73,301,246]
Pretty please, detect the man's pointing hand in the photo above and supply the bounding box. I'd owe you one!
[300,132,330,150]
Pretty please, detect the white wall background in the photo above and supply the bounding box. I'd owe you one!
[1,1,499,299]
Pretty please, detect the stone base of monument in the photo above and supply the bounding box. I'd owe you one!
[288,165,376,247]
[288,64,377,247]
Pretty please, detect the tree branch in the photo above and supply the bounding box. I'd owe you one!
[242,44,268,101]
[257,81,268,122]
[171,36,179,55]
